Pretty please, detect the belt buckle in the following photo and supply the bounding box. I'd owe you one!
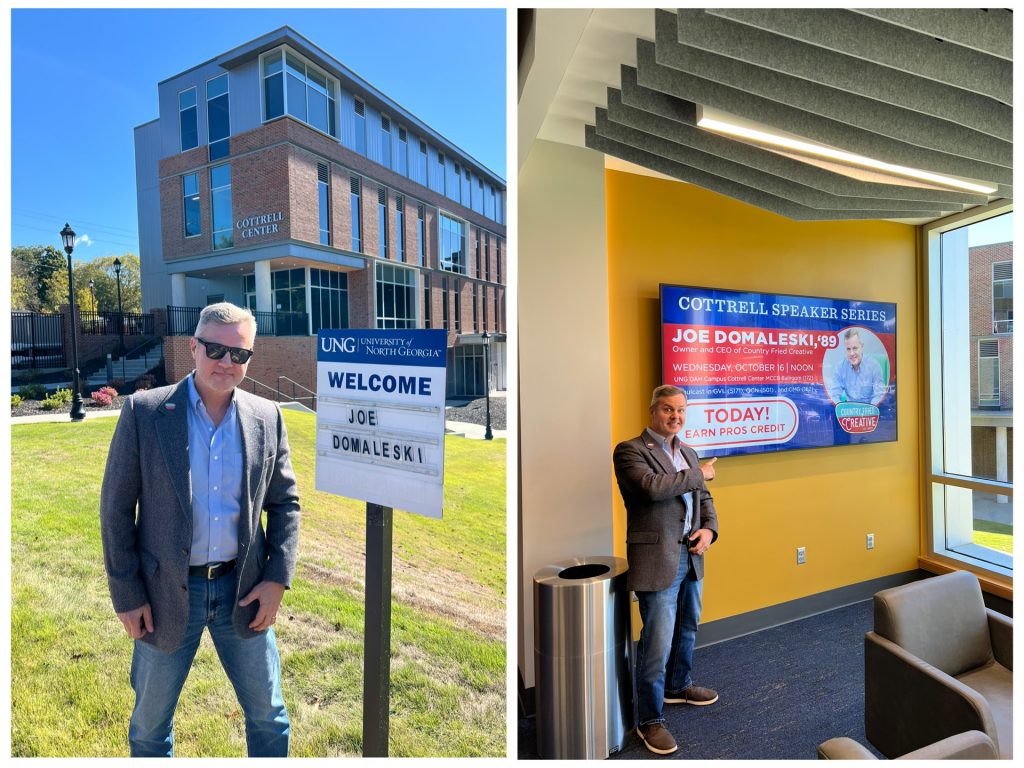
[207,563,217,580]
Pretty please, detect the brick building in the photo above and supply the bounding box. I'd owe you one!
[968,241,1012,483]
[134,27,506,398]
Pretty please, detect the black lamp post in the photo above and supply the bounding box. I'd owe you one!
[88,279,96,315]
[481,331,493,440]
[113,257,126,382]
[60,223,87,421]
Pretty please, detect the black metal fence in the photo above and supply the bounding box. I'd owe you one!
[80,310,154,336]
[11,312,64,369]
[167,305,308,336]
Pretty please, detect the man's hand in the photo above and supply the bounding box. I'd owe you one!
[239,581,286,631]
[117,603,154,639]
[687,528,714,555]
[701,457,717,481]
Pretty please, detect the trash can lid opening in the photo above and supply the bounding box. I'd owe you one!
[559,563,610,580]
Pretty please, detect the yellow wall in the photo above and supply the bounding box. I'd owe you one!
[606,170,922,622]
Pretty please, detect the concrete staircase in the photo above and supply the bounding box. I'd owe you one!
[86,342,163,388]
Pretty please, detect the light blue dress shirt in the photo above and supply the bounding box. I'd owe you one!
[187,374,242,566]
[646,427,694,536]
[831,355,886,404]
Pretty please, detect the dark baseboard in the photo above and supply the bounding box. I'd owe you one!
[519,569,941,710]
[696,569,927,648]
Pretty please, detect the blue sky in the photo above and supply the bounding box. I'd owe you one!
[10,7,507,260]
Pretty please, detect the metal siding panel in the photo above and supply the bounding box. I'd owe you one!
[409,131,425,185]
[366,105,383,164]
[134,121,168,312]
[229,59,261,134]
[429,147,444,194]
[339,89,356,150]
[471,173,484,214]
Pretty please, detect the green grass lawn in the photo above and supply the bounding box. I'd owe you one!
[973,519,1013,554]
[11,410,506,757]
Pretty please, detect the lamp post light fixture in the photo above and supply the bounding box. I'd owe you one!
[481,331,493,441]
[88,279,96,316]
[113,257,126,382]
[60,223,87,421]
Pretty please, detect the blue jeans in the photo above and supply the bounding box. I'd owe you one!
[635,552,703,726]
[128,570,289,757]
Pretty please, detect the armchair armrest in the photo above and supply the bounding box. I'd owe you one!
[864,632,998,758]
[986,609,1012,670]
[817,737,876,759]
[900,730,997,760]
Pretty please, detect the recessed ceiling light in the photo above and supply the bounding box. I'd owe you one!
[696,106,997,195]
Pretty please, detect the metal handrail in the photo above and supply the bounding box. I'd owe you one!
[277,376,317,411]
[242,376,281,401]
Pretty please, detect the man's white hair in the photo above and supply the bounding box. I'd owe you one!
[194,302,257,338]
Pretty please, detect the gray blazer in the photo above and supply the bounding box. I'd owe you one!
[100,377,301,653]
[613,432,719,593]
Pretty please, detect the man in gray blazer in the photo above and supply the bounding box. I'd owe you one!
[613,385,719,756]
[100,302,300,757]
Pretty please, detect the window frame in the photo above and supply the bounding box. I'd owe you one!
[178,86,199,153]
[182,172,201,239]
[206,72,230,162]
[922,200,1013,581]
[260,46,338,139]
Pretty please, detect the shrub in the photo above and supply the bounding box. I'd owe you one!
[11,394,23,409]
[91,390,113,407]
[40,393,64,411]
[18,384,47,400]
[135,373,157,391]
[52,388,73,405]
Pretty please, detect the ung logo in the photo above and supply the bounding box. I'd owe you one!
[321,336,356,354]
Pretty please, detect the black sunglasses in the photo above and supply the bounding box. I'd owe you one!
[195,337,254,364]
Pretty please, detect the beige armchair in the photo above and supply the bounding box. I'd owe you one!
[818,730,997,759]
[864,571,1012,758]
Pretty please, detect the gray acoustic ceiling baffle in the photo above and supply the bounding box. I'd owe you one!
[585,8,1012,221]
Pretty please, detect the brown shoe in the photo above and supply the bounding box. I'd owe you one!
[637,722,678,755]
[664,684,719,706]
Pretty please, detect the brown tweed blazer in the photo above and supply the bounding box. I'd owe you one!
[613,431,719,593]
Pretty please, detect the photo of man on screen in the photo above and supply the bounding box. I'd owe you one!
[828,328,888,405]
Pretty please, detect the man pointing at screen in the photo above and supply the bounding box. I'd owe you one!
[613,385,720,756]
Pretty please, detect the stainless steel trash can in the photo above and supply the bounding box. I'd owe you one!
[534,555,634,759]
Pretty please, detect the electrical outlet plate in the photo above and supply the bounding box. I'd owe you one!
[867,533,875,549]
[797,546,806,564]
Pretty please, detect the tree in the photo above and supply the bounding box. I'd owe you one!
[10,247,142,314]
[10,245,68,312]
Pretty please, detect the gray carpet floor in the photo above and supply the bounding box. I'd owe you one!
[520,599,884,759]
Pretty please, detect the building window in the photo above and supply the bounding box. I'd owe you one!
[417,203,426,267]
[484,233,491,281]
[452,162,462,205]
[243,274,256,311]
[350,175,362,252]
[378,186,388,259]
[381,114,392,170]
[183,173,200,238]
[262,48,337,138]
[272,268,307,334]
[179,87,198,152]
[448,344,486,397]
[439,214,467,274]
[317,162,331,246]
[353,98,366,154]
[210,164,232,250]
[925,208,1012,578]
[423,272,431,329]
[475,228,481,278]
[418,140,428,182]
[462,168,471,206]
[992,261,1012,334]
[494,292,500,332]
[472,282,479,331]
[310,268,348,333]
[440,274,448,329]
[978,339,1000,408]
[375,262,416,329]
[395,195,405,262]
[453,278,461,333]
[482,284,488,330]
[207,74,230,161]
[496,238,502,284]
[397,126,408,176]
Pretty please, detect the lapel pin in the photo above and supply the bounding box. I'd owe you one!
[165,403,177,411]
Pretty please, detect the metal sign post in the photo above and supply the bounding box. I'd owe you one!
[362,502,393,757]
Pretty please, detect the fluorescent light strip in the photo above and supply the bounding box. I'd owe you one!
[697,115,997,195]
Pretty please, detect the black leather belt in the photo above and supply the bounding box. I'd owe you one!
[189,559,237,580]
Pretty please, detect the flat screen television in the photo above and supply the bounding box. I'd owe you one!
[661,284,897,458]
